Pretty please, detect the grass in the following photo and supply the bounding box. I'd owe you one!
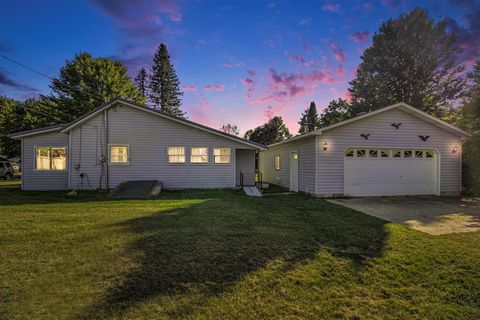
[0,188,479,319]
[0,179,21,187]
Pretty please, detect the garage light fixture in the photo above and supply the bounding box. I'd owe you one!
[452,145,459,154]
[323,141,328,151]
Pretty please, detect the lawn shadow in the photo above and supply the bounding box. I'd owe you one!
[80,192,389,319]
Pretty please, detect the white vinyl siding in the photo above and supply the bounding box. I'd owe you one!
[316,108,462,196]
[259,136,316,194]
[69,104,253,189]
[22,132,69,190]
[235,149,256,186]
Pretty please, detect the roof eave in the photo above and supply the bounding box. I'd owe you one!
[60,99,267,150]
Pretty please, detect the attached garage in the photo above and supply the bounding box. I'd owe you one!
[259,102,470,197]
[343,148,439,196]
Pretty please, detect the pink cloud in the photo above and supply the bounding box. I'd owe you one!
[182,85,197,91]
[204,84,225,92]
[328,41,345,63]
[223,63,233,68]
[322,0,340,12]
[350,31,370,42]
[288,54,319,67]
[244,67,338,105]
[242,78,256,86]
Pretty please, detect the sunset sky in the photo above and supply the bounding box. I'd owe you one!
[0,0,478,134]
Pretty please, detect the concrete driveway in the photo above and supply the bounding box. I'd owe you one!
[328,196,480,235]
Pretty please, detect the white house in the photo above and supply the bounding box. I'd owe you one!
[8,99,265,191]
[259,102,470,197]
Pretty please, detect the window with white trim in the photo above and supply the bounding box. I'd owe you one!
[110,145,129,164]
[213,147,231,164]
[35,147,67,170]
[168,147,186,163]
[191,147,208,164]
[274,155,280,170]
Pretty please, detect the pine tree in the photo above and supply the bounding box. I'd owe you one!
[298,101,320,134]
[135,67,148,98]
[149,43,185,117]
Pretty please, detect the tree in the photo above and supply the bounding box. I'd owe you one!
[220,123,239,135]
[461,61,480,194]
[0,97,52,156]
[135,67,149,98]
[47,52,144,121]
[298,101,320,134]
[349,8,466,117]
[149,43,185,117]
[319,99,352,127]
[244,116,292,145]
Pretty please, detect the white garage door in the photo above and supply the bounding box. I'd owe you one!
[344,148,439,197]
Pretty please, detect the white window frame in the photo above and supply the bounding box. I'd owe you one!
[274,155,281,171]
[34,146,68,171]
[167,146,186,164]
[109,144,129,165]
[190,147,209,164]
[213,147,231,164]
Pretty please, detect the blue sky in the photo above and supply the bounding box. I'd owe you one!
[0,0,478,133]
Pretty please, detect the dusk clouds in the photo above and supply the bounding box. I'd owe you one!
[350,31,370,42]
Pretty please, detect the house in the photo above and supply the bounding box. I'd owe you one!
[8,98,266,191]
[258,102,470,197]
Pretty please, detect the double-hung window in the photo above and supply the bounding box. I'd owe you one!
[109,145,129,164]
[191,147,208,164]
[35,146,67,170]
[213,147,231,164]
[168,147,186,164]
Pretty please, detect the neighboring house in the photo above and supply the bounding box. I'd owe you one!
[259,102,470,197]
[8,98,265,191]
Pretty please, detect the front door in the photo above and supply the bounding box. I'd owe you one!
[290,151,299,192]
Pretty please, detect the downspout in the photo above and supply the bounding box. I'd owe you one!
[104,109,109,190]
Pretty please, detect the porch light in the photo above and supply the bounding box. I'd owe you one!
[452,145,459,154]
[323,141,328,151]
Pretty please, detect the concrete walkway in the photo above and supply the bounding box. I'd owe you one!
[328,196,480,235]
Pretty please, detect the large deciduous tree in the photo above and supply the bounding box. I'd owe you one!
[349,8,466,117]
[319,99,352,127]
[0,97,52,156]
[149,43,185,117]
[298,101,320,134]
[244,116,292,145]
[47,52,144,121]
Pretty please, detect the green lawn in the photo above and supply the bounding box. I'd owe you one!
[0,179,21,187]
[0,189,479,319]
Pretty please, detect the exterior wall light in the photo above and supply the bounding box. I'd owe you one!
[452,145,459,154]
[323,141,328,151]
